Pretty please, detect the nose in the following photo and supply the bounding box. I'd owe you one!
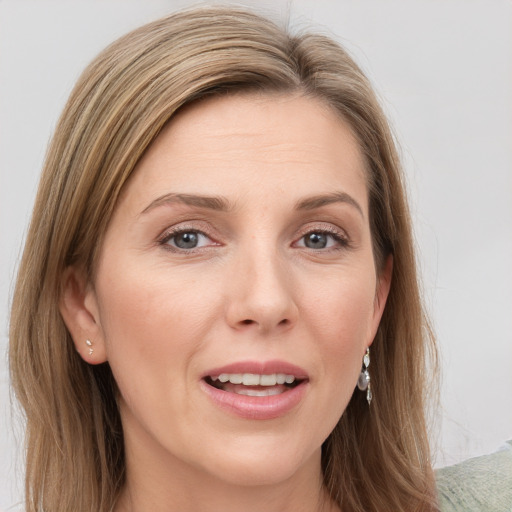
[225,245,299,335]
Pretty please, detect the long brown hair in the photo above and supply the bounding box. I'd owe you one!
[9,6,438,511]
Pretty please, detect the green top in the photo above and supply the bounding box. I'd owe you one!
[436,441,512,512]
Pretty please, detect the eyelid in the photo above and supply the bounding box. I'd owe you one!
[155,220,350,252]
[157,224,220,252]
[293,223,350,249]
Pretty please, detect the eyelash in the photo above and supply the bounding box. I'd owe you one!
[158,227,216,253]
[294,226,350,251]
[157,225,350,253]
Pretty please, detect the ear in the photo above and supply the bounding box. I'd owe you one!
[59,266,107,364]
[368,254,393,345]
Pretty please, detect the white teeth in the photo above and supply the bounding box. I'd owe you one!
[210,373,296,386]
[235,387,283,397]
[228,374,243,384]
[260,374,277,386]
[242,373,260,385]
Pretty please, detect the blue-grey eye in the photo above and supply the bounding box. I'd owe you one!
[161,228,216,251]
[172,231,200,249]
[304,232,328,249]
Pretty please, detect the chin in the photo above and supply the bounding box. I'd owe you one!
[208,460,306,488]
[195,434,322,488]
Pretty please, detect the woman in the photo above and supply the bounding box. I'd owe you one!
[9,6,439,512]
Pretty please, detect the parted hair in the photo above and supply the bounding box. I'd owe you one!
[9,6,439,512]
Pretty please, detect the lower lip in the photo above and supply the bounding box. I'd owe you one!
[200,380,308,420]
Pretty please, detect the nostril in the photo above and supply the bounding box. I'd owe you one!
[236,317,292,329]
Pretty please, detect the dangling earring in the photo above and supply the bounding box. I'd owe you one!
[357,348,372,405]
[85,339,93,356]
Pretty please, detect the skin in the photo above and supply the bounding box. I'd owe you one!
[61,93,391,512]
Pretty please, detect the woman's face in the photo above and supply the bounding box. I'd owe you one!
[80,94,390,488]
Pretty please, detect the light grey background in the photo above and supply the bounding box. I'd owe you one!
[1,0,511,509]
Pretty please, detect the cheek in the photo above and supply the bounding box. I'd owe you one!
[301,271,377,400]
[304,271,377,345]
[94,261,220,390]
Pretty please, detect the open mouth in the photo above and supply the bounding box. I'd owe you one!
[204,373,304,397]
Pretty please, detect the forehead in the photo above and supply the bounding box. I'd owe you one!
[123,92,368,211]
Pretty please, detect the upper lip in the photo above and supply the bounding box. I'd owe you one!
[201,360,309,380]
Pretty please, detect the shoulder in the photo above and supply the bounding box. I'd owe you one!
[436,440,512,512]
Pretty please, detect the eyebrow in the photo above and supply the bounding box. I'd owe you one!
[140,190,364,217]
[295,192,364,217]
[140,193,232,215]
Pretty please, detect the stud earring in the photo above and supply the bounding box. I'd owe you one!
[357,348,372,405]
[85,339,93,356]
